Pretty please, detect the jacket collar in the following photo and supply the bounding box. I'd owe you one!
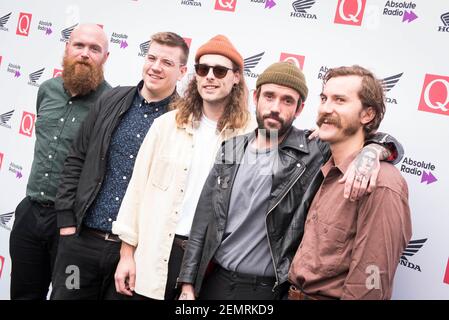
[248,126,310,154]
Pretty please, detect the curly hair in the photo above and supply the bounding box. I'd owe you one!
[170,69,250,132]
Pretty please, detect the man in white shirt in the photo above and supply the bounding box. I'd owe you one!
[112,35,256,299]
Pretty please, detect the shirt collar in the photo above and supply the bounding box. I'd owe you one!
[321,150,360,177]
[136,80,178,108]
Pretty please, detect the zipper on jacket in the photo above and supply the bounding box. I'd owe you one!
[265,163,306,292]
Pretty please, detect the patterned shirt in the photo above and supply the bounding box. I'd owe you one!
[26,77,110,204]
[84,84,175,232]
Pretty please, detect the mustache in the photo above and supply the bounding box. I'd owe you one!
[263,113,284,125]
[316,114,341,128]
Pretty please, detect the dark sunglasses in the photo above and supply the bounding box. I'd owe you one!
[194,64,236,79]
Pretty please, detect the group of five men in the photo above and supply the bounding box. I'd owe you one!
[9,24,411,300]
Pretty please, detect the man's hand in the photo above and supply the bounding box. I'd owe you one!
[178,284,195,300]
[114,242,136,296]
[308,127,320,140]
[59,226,76,236]
[339,145,385,201]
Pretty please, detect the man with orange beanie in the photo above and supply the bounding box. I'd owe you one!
[112,35,256,300]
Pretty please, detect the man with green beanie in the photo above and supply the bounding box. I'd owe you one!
[177,62,403,300]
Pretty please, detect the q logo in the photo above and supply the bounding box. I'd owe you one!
[279,53,305,70]
[16,12,32,36]
[53,68,63,78]
[418,74,449,117]
[215,0,237,12]
[19,111,36,137]
[334,0,366,26]
[0,256,4,279]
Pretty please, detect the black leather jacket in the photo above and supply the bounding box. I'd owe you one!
[178,127,402,297]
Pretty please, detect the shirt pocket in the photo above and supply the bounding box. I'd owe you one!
[315,220,349,274]
[150,157,174,191]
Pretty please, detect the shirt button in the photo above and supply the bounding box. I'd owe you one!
[296,163,301,167]
[108,218,112,222]
[184,168,187,171]
[60,118,64,122]
[299,144,304,148]
[175,211,178,214]
[155,108,159,112]
[169,233,172,237]
[53,136,58,140]
[130,155,134,159]
[180,189,183,193]
[115,197,119,201]
[68,101,72,105]
[137,134,141,138]
[144,114,148,118]
[323,227,328,234]
[48,155,52,159]
[164,259,167,262]
[123,176,127,180]
[139,104,142,107]
[45,173,48,177]
[40,192,44,196]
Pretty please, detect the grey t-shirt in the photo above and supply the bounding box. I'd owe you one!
[214,140,277,277]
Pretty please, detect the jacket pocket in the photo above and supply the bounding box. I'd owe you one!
[150,157,174,191]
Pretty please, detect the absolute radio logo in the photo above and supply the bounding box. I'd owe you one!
[383,1,418,23]
[400,155,438,185]
[37,20,53,36]
[215,0,237,12]
[7,62,21,78]
[0,212,13,231]
[244,52,265,79]
[111,32,129,49]
[279,53,305,70]
[16,12,32,36]
[0,12,11,32]
[19,111,36,137]
[334,0,366,26]
[60,23,78,42]
[400,238,427,272]
[290,0,317,20]
[9,161,23,179]
[28,68,45,87]
[53,68,63,78]
[418,74,449,117]
[438,12,449,33]
[317,65,330,80]
[181,0,202,7]
[381,72,403,104]
[250,0,276,9]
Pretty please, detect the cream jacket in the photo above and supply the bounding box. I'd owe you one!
[112,109,255,299]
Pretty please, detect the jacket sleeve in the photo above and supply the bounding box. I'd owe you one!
[111,118,160,246]
[54,95,103,228]
[365,132,404,165]
[178,150,221,286]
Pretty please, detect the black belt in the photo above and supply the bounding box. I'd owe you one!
[216,264,276,286]
[173,234,188,250]
[83,227,121,243]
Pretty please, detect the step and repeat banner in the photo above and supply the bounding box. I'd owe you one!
[0,0,448,299]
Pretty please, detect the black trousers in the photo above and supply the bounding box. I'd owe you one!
[50,228,123,300]
[9,196,59,300]
[199,265,279,300]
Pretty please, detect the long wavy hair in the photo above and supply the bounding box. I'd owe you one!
[170,67,250,132]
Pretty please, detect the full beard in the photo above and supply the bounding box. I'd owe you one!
[256,112,294,139]
[62,56,104,96]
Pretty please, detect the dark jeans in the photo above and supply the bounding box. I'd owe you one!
[9,196,59,300]
[199,265,279,300]
[50,228,123,300]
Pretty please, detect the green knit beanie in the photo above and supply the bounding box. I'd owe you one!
[256,62,308,102]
